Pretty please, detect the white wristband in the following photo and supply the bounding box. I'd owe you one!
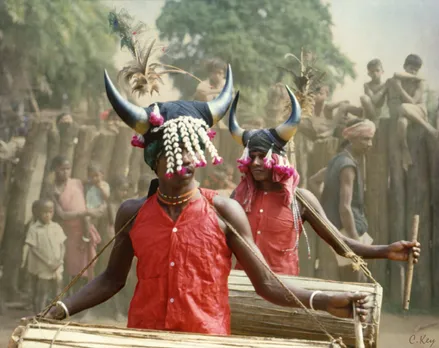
[56,301,70,319]
[310,290,322,311]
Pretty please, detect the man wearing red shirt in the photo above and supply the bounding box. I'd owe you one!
[42,66,371,334]
[229,88,421,276]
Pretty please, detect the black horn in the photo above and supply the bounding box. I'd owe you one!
[207,64,234,125]
[104,70,150,134]
[228,91,245,145]
[274,85,301,142]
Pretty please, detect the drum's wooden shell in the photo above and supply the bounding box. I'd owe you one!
[9,321,336,348]
[228,270,382,348]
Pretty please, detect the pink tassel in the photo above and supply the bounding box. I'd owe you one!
[149,112,164,126]
[131,135,145,148]
[196,160,207,168]
[165,172,174,179]
[237,146,251,166]
[207,129,216,140]
[212,156,223,165]
[149,104,164,126]
[263,145,274,169]
[238,164,249,173]
[177,167,187,175]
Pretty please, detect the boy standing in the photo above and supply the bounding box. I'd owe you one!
[21,199,66,313]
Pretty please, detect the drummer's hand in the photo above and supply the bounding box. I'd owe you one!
[325,292,370,322]
[387,241,421,263]
[20,306,62,324]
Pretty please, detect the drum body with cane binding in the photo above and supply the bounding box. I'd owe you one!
[9,320,338,348]
[228,270,382,348]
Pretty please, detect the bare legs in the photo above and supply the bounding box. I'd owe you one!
[397,103,439,170]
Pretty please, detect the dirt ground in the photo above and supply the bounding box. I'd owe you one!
[1,308,438,347]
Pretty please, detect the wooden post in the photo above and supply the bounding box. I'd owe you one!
[127,147,144,193]
[90,129,117,180]
[24,121,50,222]
[309,137,339,281]
[71,125,98,181]
[294,132,314,189]
[365,118,390,294]
[405,124,432,309]
[387,116,406,308]
[109,125,133,179]
[0,121,45,303]
[40,125,60,197]
[58,122,79,165]
[430,132,439,308]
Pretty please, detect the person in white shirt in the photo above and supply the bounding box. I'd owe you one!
[21,198,66,313]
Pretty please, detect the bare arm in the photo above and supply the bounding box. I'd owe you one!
[52,194,86,221]
[392,79,424,104]
[87,201,108,219]
[308,167,327,198]
[298,118,318,140]
[364,83,387,106]
[338,167,360,241]
[214,196,370,323]
[98,182,111,201]
[214,196,329,310]
[394,72,424,81]
[326,100,350,112]
[21,244,29,268]
[299,188,389,259]
[45,198,143,319]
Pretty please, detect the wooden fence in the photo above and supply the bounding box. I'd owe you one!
[0,116,437,311]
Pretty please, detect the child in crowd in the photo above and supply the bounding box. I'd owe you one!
[21,199,66,313]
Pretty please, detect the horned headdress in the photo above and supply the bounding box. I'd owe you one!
[228,85,301,177]
[104,65,234,178]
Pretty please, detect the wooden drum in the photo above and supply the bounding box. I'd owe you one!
[9,320,337,348]
[228,270,382,348]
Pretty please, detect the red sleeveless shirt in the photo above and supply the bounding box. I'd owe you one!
[235,190,300,275]
[128,188,232,334]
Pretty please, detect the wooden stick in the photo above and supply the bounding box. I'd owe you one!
[353,292,365,348]
[403,214,419,310]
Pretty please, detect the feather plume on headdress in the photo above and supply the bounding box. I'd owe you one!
[108,9,201,97]
[278,48,326,117]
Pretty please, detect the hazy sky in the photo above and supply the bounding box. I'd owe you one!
[102,0,439,104]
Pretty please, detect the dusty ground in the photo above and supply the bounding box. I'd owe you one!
[1,308,438,347]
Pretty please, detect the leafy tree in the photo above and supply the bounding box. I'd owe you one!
[0,0,117,111]
[156,0,356,100]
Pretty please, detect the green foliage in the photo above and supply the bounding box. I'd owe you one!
[156,0,355,99]
[0,0,118,108]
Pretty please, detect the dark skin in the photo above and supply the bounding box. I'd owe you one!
[247,150,421,262]
[36,149,370,323]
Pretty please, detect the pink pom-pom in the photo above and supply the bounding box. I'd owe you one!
[273,164,282,173]
[177,167,187,175]
[213,156,223,165]
[149,112,164,126]
[237,158,251,166]
[131,135,145,148]
[165,172,174,179]
[196,160,207,168]
[207,129,216,140]
[263,158,274,169]
[238,164,249,173]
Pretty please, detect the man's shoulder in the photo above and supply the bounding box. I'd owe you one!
[213,194,244,217]
[119,197,147,216]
